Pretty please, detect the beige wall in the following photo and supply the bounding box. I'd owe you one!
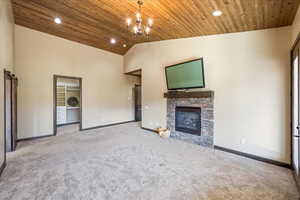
[0,0,14,168]
[15,25,139,139]
[124,27,291,163]
[292,7,300,46]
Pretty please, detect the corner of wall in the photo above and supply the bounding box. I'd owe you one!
[123,43,140,73]
[291,6,300,47]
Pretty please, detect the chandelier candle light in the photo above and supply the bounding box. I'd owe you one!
[126,0,153,36]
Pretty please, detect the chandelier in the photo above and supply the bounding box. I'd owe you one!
[126,0,153,36]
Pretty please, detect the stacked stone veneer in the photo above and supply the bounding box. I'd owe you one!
[166,93,214,147]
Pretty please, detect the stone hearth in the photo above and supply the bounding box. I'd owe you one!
[165,91,214,147]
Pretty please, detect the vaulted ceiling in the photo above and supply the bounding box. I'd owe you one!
[12,0,300,55]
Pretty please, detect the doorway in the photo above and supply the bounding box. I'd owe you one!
[134,85,142,122]
[292,35,300,186]
[125,69,142,124]
[4,70,18,152]
[53,75,82,135]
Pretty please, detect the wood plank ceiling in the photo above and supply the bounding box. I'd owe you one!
[13,0,300,55]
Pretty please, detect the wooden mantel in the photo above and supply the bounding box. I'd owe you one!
[164,91,214,98]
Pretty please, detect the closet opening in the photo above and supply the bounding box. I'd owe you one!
[134,84,142,122]
[53,75,82,135]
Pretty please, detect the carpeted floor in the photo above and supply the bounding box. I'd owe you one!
[0,122,298,200]
[57,124,80,135]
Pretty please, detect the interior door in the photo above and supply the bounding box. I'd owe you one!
[292,40,300,182]
[134,85,142,121]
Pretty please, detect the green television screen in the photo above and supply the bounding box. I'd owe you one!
[165,58,205,90]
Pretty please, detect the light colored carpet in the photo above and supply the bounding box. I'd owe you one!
[57,124,80,135]
[0,122,298,200]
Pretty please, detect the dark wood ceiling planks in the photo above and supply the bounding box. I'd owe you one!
[12,0,300,55]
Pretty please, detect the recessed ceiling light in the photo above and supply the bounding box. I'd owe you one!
[110,38,116,44]
[54,17,62,24]
[212,10,222,17]
[123,44,127,48]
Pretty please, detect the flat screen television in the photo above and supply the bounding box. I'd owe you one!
[165,58,205,90]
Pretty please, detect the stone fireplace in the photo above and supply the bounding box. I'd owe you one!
[164,91,214,147]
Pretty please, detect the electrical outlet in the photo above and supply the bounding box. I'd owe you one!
[241,138,246,145]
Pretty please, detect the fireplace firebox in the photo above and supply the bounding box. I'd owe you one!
[175,106,201,135]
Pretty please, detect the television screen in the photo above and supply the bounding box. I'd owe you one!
[165,58,205,90]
